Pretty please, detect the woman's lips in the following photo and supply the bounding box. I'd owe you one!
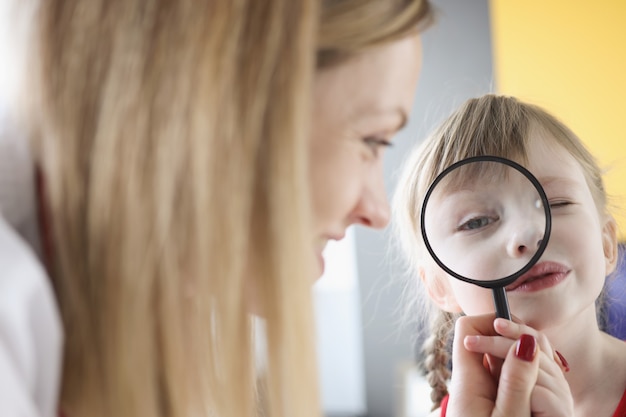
[317,251,325,274]
[506,261,570,292]
[315,233,344,276]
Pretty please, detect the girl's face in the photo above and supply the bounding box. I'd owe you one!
[423,161,547,283]
[435,132,617,330]
[309,35,423,276]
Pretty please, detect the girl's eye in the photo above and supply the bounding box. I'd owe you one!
[457,216,497,232]
[363,137,392,157]
[549,200,573,209]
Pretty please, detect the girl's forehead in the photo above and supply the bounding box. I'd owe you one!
[525,133,585,181]
[431,133,589,200]
[437,161,518,193]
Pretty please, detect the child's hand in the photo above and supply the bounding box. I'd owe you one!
[463,317,574,417]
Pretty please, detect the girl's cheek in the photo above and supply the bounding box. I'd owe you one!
[450,281,493,315]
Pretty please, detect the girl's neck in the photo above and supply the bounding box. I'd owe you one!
[541,304,626,417]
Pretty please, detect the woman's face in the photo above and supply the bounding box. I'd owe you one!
[309,34,423,276]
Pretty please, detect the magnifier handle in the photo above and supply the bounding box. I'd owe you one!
[492,287,512,320]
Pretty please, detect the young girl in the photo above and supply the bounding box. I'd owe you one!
[393,94,626,416]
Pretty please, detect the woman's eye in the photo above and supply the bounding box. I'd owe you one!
[363,137,392,157]
[457,216,496,231]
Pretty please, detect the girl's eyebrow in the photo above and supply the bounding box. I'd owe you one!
[538,176,580,189]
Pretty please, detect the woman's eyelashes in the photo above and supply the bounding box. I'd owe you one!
[363,136,392,157]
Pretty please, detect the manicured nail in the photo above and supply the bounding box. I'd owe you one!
[515,334,536,362]
[555,350,570,372]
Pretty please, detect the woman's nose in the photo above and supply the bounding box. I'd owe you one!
[350,179,390,230]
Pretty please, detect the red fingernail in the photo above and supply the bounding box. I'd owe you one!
[515,334,536,362]
[555,350,570,372]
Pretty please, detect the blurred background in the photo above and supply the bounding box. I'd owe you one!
[1,1,625,417]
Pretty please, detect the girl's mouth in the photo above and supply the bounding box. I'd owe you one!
[506,261,570,292]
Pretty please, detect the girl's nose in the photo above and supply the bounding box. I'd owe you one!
[506,225,543,258]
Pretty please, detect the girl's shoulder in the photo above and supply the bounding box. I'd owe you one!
[0,213,63,417]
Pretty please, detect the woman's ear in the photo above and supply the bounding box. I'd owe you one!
[419,266,463,313]
[602,217,619,275]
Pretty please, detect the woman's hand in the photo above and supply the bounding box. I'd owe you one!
[463,318,573,417]
[445,314,572,417]
[446,314,538,417]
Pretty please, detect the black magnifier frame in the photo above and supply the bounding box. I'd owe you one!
[420,155,552,320]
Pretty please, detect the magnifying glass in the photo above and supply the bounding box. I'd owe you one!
[420,156,551,320]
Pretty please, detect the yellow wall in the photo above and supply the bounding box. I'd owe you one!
[490,0,626,238]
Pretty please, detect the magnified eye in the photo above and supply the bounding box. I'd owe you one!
[457,215,498,231]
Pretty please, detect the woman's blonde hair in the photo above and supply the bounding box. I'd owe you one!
[25,1,433,416]
[392,94,610,409]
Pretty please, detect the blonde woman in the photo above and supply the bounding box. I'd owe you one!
[1,1,547,417]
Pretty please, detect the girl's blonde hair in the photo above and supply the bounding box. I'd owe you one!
[392,94,610,409]
[25,1,433,417]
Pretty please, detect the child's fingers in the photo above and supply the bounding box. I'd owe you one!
[531,352,575,415]
[531,385,574,417]
[536,351,570,391]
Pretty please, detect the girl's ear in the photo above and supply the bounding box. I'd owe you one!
[419,266,463,313]
[602,217,619,275]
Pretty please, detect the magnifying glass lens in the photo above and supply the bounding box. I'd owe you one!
[422,159,548,284]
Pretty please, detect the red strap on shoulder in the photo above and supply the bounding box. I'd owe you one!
[613,388,626,417]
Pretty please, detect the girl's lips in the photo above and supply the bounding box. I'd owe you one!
[506,261,571,292]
